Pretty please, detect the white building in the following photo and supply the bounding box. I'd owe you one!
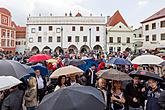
[106,11,134,52]
[141,8,165,49]
[15,26,26,53]
[133,27,143,50]
[26,12,106,54]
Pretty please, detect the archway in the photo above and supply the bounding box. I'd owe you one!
[42,46,51,54]
[93,45,102,51]
[80,45,90,53]
[68,45,78,54]
[31,46,39,54]
[54,46,64,55]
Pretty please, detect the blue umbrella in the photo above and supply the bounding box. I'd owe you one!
[78,59,98,72]
[107,57,132,65]
[31,65,48,76]
[22,64,34,74]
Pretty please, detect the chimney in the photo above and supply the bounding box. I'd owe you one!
[39,13,41,16]
[69,11,72,16]
[65,13,67,16]
[101,13,102,16]
[90,13,92,16]
[50,13,52,16]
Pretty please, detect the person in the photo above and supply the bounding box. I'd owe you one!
[24,77,37,110]
[0,91,4,110]
[145,79,163,110]
[125,76,144,110]
[111,80,125,110]
[1,85,24,110]
[158,90,165,110]
[34,70,47,102]
[54,75,66,91]
[97,78,107,106]
[85,64,97,87]
[68,74,80,86]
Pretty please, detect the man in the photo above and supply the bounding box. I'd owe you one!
[34,70,46,102]
[1,86,24,110]
[125,77,145,110]
[85,64,97,87]
[68,74,80,86]
[145,79,162,110]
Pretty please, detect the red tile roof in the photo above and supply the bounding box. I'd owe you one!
[141,8,165,23]
[107,10,128,27]
[75,12,82,17]
[0,8,11,16]
[16,26,26,32]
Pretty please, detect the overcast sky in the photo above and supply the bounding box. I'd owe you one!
[0,0,165,28]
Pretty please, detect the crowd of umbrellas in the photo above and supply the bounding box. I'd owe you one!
[0,53,165,110]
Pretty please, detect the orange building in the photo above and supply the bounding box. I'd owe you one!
[0,8,16,54]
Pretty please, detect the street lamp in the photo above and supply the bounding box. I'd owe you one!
[89,28,91,49]
[61,27,63,48]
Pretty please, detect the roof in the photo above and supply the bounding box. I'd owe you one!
[0,8,11,16]
[16,26,26,32]
[141,8,165,23]
[11,21,16,28]
[75,12,82,17]
[107,10,128,27]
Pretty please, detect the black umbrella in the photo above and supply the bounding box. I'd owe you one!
[129,70,163,81]
[38,86,106,110]
[64,59,86,66]
[0,60,29,79]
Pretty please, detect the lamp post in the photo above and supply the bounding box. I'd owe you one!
[61,27,63,48]
[89,28,91,49]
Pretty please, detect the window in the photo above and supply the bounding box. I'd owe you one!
[109,37,113,43]
[139,34,142,38]
[38,26,42,31]
[56,28,61,33]
[117,37,121,43]
[29,38,33,43]
[75,36,79,42]
[24,41,26,45]
[72,26,75,31]
[146,35,149,41]
[109,47,113,52]
[7,40,9,46]
[119,26,122,28]
[80,26,83,31]
[152,35,156,41]
[133,34,136,38]
[152,23,156,29]
[96,36,100,42]
[83,36,87,42]
[3,32,5,36]
[96,27,99,31]
[161,33,165,40]
[49,26,53,31]
[161,21,165,28]
[57,36,61,42]
[68,36,72,42]
[31,28,35,33]
[117,47,121,52]
[126,37,130,43]
[48,36,53,42]
[38,36,42,42]
[145,25,149,31]
[7,33,10,37]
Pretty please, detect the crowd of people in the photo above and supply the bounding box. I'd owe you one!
[0,50,165,110]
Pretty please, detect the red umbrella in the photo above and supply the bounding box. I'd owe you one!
[28,54,52,62]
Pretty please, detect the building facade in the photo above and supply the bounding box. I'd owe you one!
[141,8,165,49]
[16,26,26,53]
[26,13,106,54]
[133,27,143,50]
[106,11,134,52]
[0,8,16,54]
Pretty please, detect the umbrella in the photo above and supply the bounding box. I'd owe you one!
[37,86,106,110]
[0,76,22,91]
[64,59,86,66]
[129,70,163,81]
[0,60,29,79]
[97,69,132,81]
[22,64,34,74]
[160,61,165,66]
[46,59,57,65]
[131,55,164,65]
[31,65,48,76]
[78,59,98,71]
[50,65,84,78]
[107,57,132,65]
[28,54,52,62]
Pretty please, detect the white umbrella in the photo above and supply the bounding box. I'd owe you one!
[0,76,22,91]
[131,55,164,65]
[50,65,84,78]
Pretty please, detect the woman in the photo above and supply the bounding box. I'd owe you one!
[54,75,66,91]
[24,77,37,110]
[111,80,125,110]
